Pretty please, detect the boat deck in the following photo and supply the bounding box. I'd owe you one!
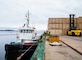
[44,36,82,60]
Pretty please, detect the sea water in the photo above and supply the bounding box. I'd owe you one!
[0,31,17,60]
[0,31,43,60]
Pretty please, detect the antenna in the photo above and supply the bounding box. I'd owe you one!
[26,11,29,27]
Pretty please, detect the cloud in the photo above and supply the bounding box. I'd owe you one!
[0,0,82,31]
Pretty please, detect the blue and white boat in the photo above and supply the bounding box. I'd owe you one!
[5,11,39,60]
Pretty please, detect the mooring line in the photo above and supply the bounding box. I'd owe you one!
[61,40,82,56]
[16,43,35,60]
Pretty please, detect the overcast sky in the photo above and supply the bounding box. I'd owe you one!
[0,0,82,30]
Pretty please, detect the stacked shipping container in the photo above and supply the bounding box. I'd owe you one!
[77,17,82,29]
[48,18,63,35]
[77,17,82,35]
[62,18,69,35]
[48,17,82,35]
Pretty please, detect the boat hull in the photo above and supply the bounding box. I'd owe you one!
[5,44,37,60]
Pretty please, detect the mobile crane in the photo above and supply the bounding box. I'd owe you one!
[67,14,81,36]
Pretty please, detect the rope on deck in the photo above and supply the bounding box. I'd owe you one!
[16,43,35,60]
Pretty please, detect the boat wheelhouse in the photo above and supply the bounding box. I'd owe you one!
[17,26,38,44]
[17,11,39,44]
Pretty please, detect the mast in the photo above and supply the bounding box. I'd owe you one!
[26,11,29,27]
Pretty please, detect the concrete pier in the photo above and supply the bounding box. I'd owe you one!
[44,36,82,60]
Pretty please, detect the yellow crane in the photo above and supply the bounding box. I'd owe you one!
[67,14,81,36]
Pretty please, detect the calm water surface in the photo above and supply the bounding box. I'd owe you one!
[0,30,42,60]
[0,31,17,60]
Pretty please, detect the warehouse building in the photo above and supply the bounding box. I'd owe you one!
[48,17,82,35]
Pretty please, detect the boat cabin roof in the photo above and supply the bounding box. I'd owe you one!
[19,27,35,30]
[19,27,35,33]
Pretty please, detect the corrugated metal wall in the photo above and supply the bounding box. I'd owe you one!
[48,17,82,35]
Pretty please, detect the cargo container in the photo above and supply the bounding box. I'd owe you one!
[63,24,69,29]
[48,29,62,36]
[62,29,68,35]
[55,18,63,24]
[48,16,82,35]
[77,17,82,23]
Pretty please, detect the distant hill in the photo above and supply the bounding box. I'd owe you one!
[0,27,18,31]
[0,30,14,31]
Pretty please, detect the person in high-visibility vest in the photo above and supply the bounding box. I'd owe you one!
[43,31,50,35]
[47,31,50,35]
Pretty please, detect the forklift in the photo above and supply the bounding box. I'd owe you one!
[67,14,81,36]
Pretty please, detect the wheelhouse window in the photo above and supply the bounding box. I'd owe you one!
[28,30,34,33]
[19,29,34,33]
[20,30,25,33]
